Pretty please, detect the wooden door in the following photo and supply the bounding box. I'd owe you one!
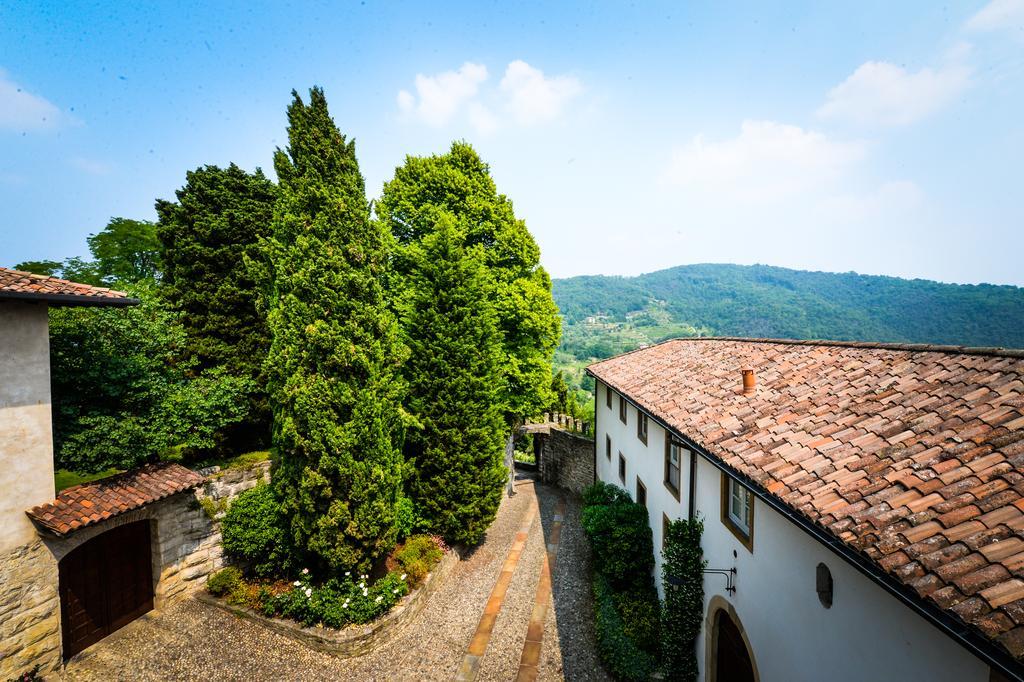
[59,521,154,658]
[715,609,755,682]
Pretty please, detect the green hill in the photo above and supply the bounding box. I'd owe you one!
[551,264,1024,403]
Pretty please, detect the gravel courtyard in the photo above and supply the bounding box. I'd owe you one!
[60,475,610,681]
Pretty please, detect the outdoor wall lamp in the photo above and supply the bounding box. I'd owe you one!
[666,567,737,594]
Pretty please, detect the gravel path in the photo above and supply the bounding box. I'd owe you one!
[60,475,609,681]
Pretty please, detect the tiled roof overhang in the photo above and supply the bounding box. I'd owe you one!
[26,463,204,537]
[0,267,138,307]
[588,337,1024,679]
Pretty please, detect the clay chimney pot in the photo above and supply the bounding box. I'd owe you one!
[742,367,756,395]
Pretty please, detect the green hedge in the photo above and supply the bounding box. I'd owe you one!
[593,573,656,681]
[582,482,661,679]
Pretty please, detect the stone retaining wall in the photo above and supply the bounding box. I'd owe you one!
[199,548,460,657]
[537,428,595,495]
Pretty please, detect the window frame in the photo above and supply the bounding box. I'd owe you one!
[720,473,754,551]
[637,411,648,445]
[663,435,682,501]
[618,452,626,483]
[662,513,671,550]
[619,395,628,424]
[636,476,647,508]
[606,434,612,460]
[606,385,613,409]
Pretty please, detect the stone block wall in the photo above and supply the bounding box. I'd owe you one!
[537,428,595,495]
[0,539,60,679]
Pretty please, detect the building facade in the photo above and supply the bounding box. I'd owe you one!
[589,338,1024,682]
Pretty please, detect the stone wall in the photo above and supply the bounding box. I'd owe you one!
[199,546,460,657]
[0,458,270,679]
[0,539,60,679]
[537,428,595,495]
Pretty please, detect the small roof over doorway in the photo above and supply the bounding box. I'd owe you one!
[0,266,138,307]
[25,463,204,537]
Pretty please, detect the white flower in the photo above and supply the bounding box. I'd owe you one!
[361,574,367,580]
[345,571,351,576]
[375,595,382,603]
[393,589,399,594]
[304,587,312,597]
[293,581,301,587]
[400,573,407,581]
[362,589,368,596]
[342,602,349,608]
[302,568,309,575]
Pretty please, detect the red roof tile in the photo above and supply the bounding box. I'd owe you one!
[26,463,204,536]
[588,337,1024,660]
[0,266,136,306]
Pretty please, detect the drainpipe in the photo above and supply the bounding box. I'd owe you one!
[592,381,599,485]
[688,446,697,520]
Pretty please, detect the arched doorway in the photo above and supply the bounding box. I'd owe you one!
[713,608,756,682]
[59,520,154,658]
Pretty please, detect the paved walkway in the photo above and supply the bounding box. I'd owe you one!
[61,475,610,681]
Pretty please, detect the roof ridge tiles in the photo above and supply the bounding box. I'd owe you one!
[615,336,1024,360]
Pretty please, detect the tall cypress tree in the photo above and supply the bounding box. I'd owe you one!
[377,141,561,424]
[156,164,277,451]
[400,215,506,545]
[263,87,405,573]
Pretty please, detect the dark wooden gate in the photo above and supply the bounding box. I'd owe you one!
[715,609,755,682]
[59,520,154,658]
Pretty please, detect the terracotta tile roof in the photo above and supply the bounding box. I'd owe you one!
[0,266,136,306]
[588,337,1024,660]
[26,463,204,536]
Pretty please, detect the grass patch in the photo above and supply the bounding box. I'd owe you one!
[54,468,123,492]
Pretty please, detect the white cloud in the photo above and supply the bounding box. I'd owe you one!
[498,60,582,125]
[663,120,865,201]
[396,60,582,133]
[396,62,488,126]
[68,157,113,176]
[966,0,1024,31]
[817,61,970,127]
[0,68,67,132]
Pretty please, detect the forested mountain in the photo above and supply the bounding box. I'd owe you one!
[553,264,1024,363]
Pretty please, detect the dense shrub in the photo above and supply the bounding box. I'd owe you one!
[662,517,706,682]
[582,481,662,679]
[387,534,444,588]
[206,566,242,597]
[582,481,632,508]
[615,585,661,654]
[221,484,289,577]
[582,498,655,590]
[593,573,656,681]
[267,571,410,628]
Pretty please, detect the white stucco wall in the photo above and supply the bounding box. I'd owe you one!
[593,380,991,682]
[0,301,55,552]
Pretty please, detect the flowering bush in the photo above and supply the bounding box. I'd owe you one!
[264,570,410,628]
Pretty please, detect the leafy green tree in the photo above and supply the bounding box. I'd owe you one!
[262,87,406,573]
[87,217,162,283]
[49,282,252,471]
[13,260,62,276]
[401,216,507,545]
[377,141,561,424]
[156,164,277,451]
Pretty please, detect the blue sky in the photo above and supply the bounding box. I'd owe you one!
[1,1,1022,284]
